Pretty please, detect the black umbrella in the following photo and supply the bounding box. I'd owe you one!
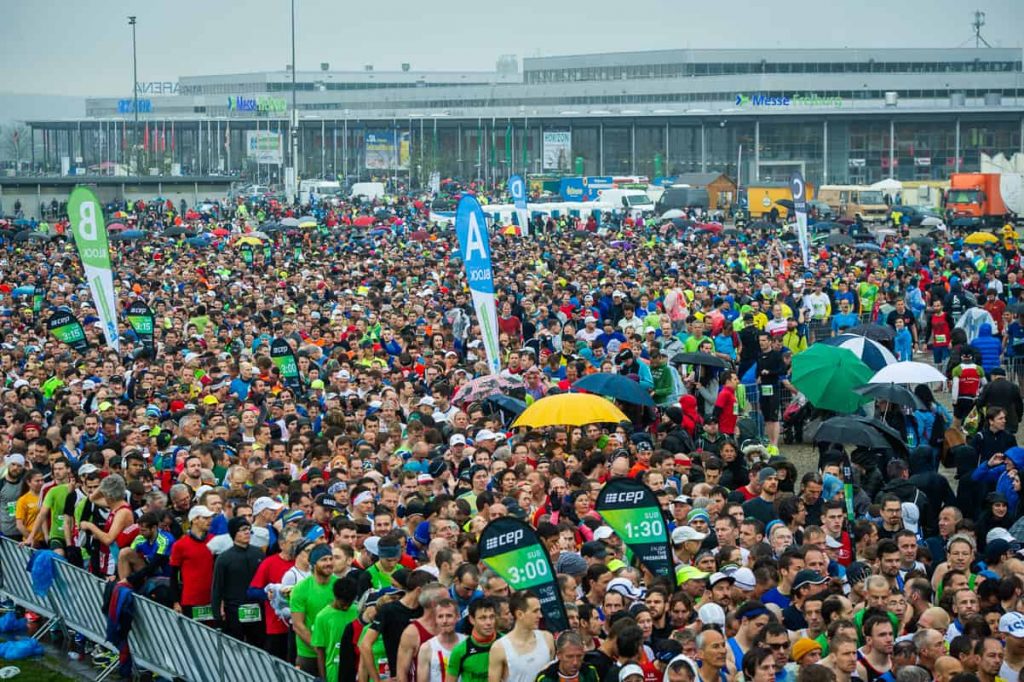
[12,230,49,242]
[853,383,924,410]
[813,221,844,232]
[572,230,591,239]
[749,220,773,230]
[722,228,741,237]
[848,415,909,453]
[847,323,895,343]
[1009,303,1024,315]
[162,227,193,237]
[910,236,935,248]
[826,233,856,247]
[670,218,694,229]
[670,352,730,369]
[814,417,891,450]
[485,394,528,417]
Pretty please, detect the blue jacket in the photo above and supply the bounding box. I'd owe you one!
[970,323,1002,374]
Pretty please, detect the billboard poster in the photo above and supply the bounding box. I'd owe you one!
[542,131,571,172]
[365,131,411,170]
[245,131,283,164]
[47,309,90,355]
[479,518,568,631]
[595,477,674,577]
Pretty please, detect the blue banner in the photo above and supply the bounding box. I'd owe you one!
[456,196,501,375]
[508,175,529,236]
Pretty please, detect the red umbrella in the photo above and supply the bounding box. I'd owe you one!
[353,216,375,227]
[107,222,127,232]
[212,228,230,237]
[697,222,722,234]
[409,230,430,242]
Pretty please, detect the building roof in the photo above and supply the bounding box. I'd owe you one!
[673,173,734,187]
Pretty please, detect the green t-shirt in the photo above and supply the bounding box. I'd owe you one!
[290,574,338,659]
[684,335,708,353]
[43,484,71,541]
[311,603,359,682]
[857,283,879,313]
[853,608,900,646]
[358,622,389,680]
[447,634,493,682]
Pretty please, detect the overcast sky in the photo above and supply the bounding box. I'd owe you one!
[2,0,1023,97]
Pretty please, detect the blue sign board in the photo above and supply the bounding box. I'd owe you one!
[118,99,153,114]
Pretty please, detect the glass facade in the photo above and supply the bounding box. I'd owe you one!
[26,115,1024,189]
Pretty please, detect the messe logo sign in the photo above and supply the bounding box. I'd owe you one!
[227,96,288,113]
[735,93,843,107]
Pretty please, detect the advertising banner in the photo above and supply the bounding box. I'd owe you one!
[595,477,674,577]
[126,299,155,355]
[455,196,501,375]
[508,174,529,237]
[365,131,411,170]
[270,338,301,392]
[790,171,810,268]
[479,518,568,631]
[68,187,119,352]
[47,309,89,355]
[245,131,283,164]
[542,132,571,172]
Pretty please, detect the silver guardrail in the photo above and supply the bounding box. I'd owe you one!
[0,536,316,682]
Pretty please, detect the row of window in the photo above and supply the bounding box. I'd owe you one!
[526,60,1022,83]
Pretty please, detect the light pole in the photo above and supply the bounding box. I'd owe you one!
[287,0,299,199]
[128,15,139,176]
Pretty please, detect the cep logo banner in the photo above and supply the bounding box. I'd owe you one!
[479,518,568,631]
[455,196,501,375]
[508,175,529,237]
[68,187,119,352]
[596,477,674,577]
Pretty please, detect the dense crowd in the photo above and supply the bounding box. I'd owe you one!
[1,186,1024,682]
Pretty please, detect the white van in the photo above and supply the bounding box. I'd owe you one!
[350,182,386,201]
[299,180,344,206]
[595,188,654,216]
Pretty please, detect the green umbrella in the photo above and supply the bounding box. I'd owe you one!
[790,344,873,414]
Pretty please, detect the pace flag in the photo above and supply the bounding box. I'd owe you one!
[68,187,119,352]
[47,309,90,355]
[455,196,501,375]
[596,477,674,577]
[509,174,529,237]
[790,171,810,268]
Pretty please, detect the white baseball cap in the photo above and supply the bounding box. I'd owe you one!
[607,577,645,601]
[449,434,467,447]
[999,612,1024,639]
[697,602,726,627]
[4,454,25,467]
[252,497,283,516]
[671,526,707,544]
[593,526,615,542]
[188,505,215,521]
[729,567,757,591]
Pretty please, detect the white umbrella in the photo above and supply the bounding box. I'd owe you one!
[661,209,686,219]
[869,361,946,385]
[921,216,944,228]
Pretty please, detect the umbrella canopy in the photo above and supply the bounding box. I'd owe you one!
[211,228,231,237]
[670,218,694,229]
[186,235,212,247]
[572,373,655,407]
[854,242,882,252]
[162,227,192,237]
[12,230,48,242]
[106,222,127,232]
[869,361,946,384]
[775,199,795,210]
[247,231,270,240]
[353,216,376,227]
[920,216,944,227]
[910,236,935,248]
[109,230,147,241]
[280,217,300,228]
[298,216,317,228]
[853,382,924,410]
[826,234,855,247]
[661,209,686,219]
[235,236,263,246]
[10,286,36,296]
[670,352,730,369]
[790,345,874,413]
[846,323,896,343]
[571,230,591,239]
[821,334,897,371]
[409,230,430,242]
[512,393,629,428]
[964,231,998,245]
[1009,302,1024,315]
[812,221,845,232]
[484,394,528,417]
[452,374,524,405]
[814,416,892,450]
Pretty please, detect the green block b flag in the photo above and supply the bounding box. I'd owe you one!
[47,309,90,355]
[596,477,674,577]
[479,518,568,631]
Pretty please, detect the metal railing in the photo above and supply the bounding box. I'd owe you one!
[0,536,315,682]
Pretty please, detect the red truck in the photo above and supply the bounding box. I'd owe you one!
[945,172,1024,228]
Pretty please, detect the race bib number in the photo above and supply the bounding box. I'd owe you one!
[191,605,215,622]
[733,403,740,415]
[378,659,391,680]
[761,385,774,397]
[238,604,261,623]
[935,335,946,344]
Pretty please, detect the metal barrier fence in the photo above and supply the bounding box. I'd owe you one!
[0,537,315,682]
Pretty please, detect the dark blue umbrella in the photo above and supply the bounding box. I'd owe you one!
[572,372,655,407]
[187,235,212,247]
[485,394,528,417]
[854,242,881,252]
[110,230,147,241]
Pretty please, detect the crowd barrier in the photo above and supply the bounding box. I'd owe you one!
[0,536,315,682]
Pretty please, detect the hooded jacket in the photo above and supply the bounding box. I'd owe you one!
[970,323,1002,373]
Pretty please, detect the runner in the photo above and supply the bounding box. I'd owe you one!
[487,591,555,682]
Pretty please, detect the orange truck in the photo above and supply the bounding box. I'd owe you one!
[945,172,1024,227]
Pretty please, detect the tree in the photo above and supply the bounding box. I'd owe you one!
[1,123,31,172]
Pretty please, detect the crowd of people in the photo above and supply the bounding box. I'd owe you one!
[1,183,1024,682]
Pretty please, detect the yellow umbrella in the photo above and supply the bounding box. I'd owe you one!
[235,236,263,246]
[964,231,997,245]
[298,218,317,228]
[512,393,629,428]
